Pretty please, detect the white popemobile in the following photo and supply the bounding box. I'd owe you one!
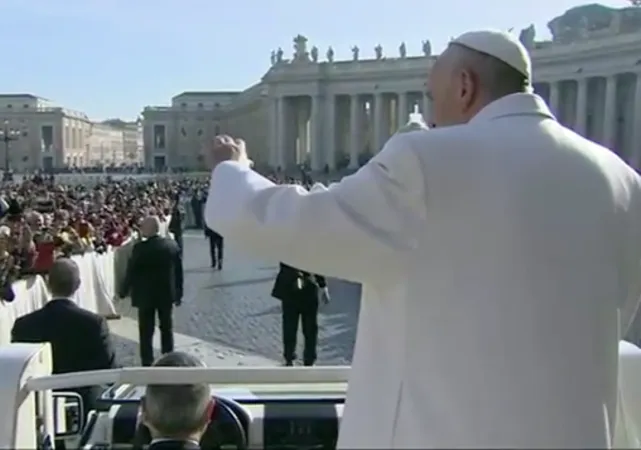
[1,341,641,449]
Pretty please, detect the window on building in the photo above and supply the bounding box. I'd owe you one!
[180,127,187,137]
[42,156,53,171]
[23,104,29,108]
[197,102,203,108]
[214,124,221,135]
[181,102,187,108]
[197,129,203,136]
[41,126,54,151]
[153,124,166,149]
[6,104,12,108]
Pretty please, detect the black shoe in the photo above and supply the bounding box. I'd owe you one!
[283,360,294,366]
[217,261,223,270]
[303,361,315,366]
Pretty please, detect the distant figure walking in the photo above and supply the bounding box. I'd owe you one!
[168,194,185,255]
[205,225,224,269]
[190,192,203,229]
[120,215,183,366]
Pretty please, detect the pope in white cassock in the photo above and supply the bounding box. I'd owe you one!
[204,30,641,448]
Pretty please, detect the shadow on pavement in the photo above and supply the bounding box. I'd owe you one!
[204,276,276,289]
[247,304,281,317]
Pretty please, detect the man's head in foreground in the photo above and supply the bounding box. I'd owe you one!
[428,30,533,128]
[140,215,161,239]
[141,351,213,441]
[48,258,81,298]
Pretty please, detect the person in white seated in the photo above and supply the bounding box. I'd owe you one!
[203,30,641,448]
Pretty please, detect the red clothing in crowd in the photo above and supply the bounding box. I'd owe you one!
[32,241,55,273]
[105,228,126,247]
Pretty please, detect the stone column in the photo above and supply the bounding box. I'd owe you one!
[575,78,588,136]
[276,96,286,169]
[373,93,383,152]
[297,106,308,166]
[310,95,323,171]
[381,96,391,143]
[548,81,560,116]
[349,94,360,169]
[603,75,617,149]
[422,93,431,124]
[398,92,408,127]
[268,97,278,167]
[325,94,336,170]
[631,74,641,169]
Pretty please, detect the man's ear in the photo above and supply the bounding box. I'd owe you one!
[202,399,215,425]
[140,396,148,425]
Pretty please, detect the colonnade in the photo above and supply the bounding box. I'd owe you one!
[536,71,641,167]
[267,72,641,171]
[268,91,431,170]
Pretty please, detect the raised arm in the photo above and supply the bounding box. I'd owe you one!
[204,133,427,284]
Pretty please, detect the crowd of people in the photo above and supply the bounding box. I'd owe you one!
[0,174,210,302]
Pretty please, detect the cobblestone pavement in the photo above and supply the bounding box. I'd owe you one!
[111,231,361,366]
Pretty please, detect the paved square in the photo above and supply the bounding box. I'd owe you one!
[109,231,361,367]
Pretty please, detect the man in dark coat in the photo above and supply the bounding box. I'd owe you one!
[271,263,330,366]
[120,216,183,366]
[12,258,117,412]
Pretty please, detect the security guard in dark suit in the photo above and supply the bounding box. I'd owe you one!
[120,216,183,366]
[271,263,330,366]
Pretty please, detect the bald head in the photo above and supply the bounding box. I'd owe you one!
[140,215,161,238]
[428,35,530,127]
[48,258,81,298]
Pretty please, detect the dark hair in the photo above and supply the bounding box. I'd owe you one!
[143,352,210,437]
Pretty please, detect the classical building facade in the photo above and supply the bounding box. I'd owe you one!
[142,4,641,171]
[0,94,139,170]
[102,119,144,165]
[0,94,93,171]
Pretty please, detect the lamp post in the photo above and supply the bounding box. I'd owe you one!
[0,119,20,171]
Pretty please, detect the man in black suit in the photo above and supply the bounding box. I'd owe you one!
[120,215,183,366]
[11,258,117,412]
[271,263,330,366]
[138,352,213,450]
[204,226,224,270]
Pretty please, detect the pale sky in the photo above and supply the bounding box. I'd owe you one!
[0,0,628,120]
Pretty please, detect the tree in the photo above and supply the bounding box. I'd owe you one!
[631,0,641,6]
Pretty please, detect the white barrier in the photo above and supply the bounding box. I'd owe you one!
[0,251,117,346]
[0,219,171,346]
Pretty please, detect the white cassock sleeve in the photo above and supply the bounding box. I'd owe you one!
[620,174,641,338]
[204,133,427,284]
